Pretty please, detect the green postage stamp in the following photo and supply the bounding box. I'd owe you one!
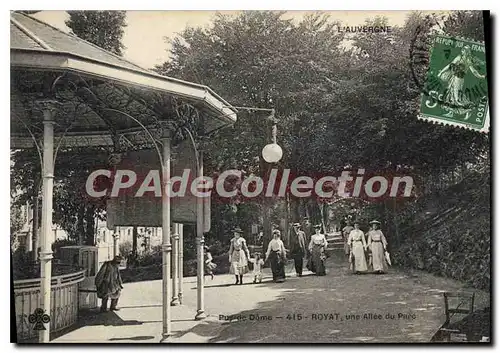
[419,34,489,133]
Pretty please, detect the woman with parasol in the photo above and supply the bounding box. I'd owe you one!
[366,220,390,274]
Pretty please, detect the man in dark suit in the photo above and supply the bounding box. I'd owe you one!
[301,217,313,251]
[291,223,307,277]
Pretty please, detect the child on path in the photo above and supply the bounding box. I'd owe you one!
[204,246,217,280]
[249,252,265,283]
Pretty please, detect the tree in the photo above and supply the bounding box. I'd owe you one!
[158,12,485,214]
[10,200,24,250]
[443,10,485,41]
[156,11,348,249]
[11,147,110,246]
[65,11,127,56]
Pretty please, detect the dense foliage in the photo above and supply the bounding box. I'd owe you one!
[65,11,127,56]
[154,10,489,286]
[394,171,490,290]
[11,148,109,245]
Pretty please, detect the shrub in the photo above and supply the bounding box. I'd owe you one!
[12,248,80,280]
[136,251,162,267]
[206,240,229,256]
[52,239,77,259]
[119,241,132,257]
[12,248,37,280]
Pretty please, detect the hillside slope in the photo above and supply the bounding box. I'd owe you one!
[393,171,490,290]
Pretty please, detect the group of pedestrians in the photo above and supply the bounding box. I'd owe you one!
[93,218,391,313]
[227,226,287,285]
[342,219,390,274]
[226,217,331,285]
[265,221,330,281]
[290,222,328,277]
[206,217,391,286]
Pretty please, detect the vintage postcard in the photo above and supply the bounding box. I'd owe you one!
[10,10,491,344]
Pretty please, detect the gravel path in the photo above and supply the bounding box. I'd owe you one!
[53,254,490,343]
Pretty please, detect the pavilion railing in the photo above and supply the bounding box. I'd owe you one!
[14,269,86,341]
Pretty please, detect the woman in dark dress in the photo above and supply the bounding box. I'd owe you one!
[265,229,286,282]
[307,224,327,276]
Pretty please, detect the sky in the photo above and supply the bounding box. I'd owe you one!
[32,10,418,70]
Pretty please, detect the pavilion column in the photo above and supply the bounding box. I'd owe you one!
[195,149,206,320]
[37,100,57,343]
[171,223,180,306]
[26,201,33,252]
[178,223,184,304]
[112,232,120,258]
[161,131,172,338]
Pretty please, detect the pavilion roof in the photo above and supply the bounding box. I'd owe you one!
[11,12,151,73]
[10,11,237,149]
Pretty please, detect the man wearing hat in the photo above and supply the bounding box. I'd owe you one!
[342,218,354,259]
[290,223,307,277]
[95,255,124,312]
[301,216,313,256]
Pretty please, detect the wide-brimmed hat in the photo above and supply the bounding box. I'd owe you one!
[313,224,322,229]
[232,227,243,233]
[113,255,123,262]
[292,222,301,227]
[369,220,381,225]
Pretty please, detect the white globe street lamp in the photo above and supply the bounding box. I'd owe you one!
[262,143,283,163]
[261,109,282,163]
[225,105,283,272]
[226,106,283,164]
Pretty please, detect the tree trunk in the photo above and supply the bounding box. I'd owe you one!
[94,215,99,241]
[302,199,314,223]
[290,196,300,222]
[284,193,290,248]
[393,193,400,249]
[84,206,95,245]
[318,201,327,233]
[77,205,85,245]
[132,226,138,257]
[260,156,272,257]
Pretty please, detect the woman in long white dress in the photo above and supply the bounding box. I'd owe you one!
[229,227,251,285]
[347,222,368,274]
[366,220,388,274]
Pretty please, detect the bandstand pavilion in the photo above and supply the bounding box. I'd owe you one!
[10,11,237,342]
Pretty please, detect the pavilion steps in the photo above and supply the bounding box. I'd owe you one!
[326,232,344,251]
